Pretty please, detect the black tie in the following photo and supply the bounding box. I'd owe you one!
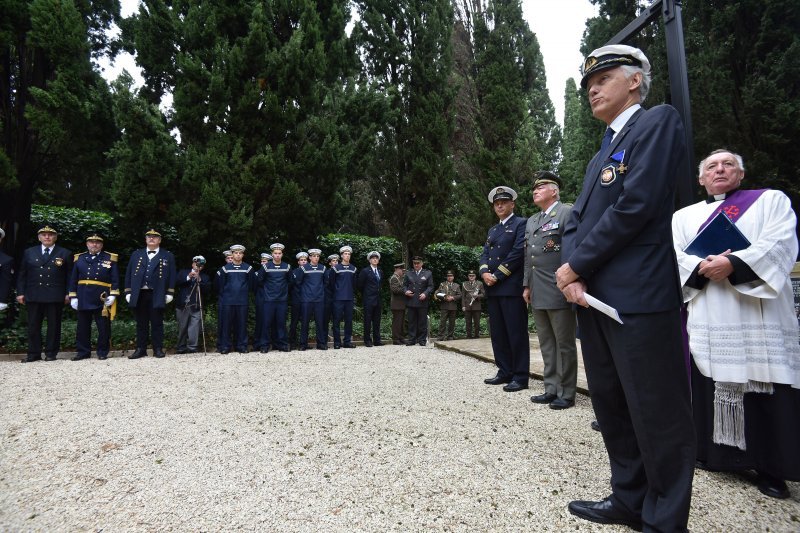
[600,127,614,154]
[43,248,50,261]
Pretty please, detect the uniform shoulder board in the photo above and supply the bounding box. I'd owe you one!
[74,251,86,261]
[108,252,119,262]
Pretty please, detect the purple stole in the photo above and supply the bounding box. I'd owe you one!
[681,189,768,380]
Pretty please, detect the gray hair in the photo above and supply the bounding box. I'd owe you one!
[620,65,650,103]
[697,149,745,178]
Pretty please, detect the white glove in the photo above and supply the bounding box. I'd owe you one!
[105,295,116,306]
[70,299,79,310]
[0,302,8,312]
[165,295,174,304]
[126,294,131,303]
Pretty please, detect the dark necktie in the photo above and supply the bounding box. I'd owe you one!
[600,127,614,154]
[374,269,379,280]
[42,248,50,261]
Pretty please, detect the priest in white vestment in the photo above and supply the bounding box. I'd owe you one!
[672,149,800,500]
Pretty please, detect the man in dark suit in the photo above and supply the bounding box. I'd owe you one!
[357,250,384,347]
[556,45,694,531]
[0,228,12,317]
[403,256,433,346]
[68,234,120,361]
[125,229,176,359]
[480,186,529,392]
[16,225,72,362]
[523,172,577,410]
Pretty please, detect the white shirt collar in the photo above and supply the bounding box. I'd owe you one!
[500,214,514,225]
[609,104,642,139]
[544,201,559,215]
[41,245,51,254]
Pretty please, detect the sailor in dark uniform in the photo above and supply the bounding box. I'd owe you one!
[288,251,308,350]
[253,243,292,353]
[253,251,271,351]
[16,225,72,362]
[480,186,530,392]
[331,246,357,349]
[216,244,252,354]
[68,234,120,360]
[323,253,339,345]
[125,229,176,359]
[292,248,327,350]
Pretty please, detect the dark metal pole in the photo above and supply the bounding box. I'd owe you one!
[606,0,697,208]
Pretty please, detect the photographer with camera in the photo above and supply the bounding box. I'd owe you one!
[175,255,211,354]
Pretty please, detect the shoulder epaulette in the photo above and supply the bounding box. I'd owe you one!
[73,251,86,261]
[108,252,118,262]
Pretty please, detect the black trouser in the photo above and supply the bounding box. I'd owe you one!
[363,301,381,344]
[406,306,428,344]
[76,308,110,357]
[135,290,164,351]
[26,301,64,358]
[577,307,695,531]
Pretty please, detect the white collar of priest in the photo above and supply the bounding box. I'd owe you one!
[706,188,739,203]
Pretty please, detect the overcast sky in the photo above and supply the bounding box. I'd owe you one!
[97,0,597,126]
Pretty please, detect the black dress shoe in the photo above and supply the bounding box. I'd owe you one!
[260,348,270,353]
[153,351,166,358]
[334,345,341,349]
[756,472,790,499]
[71,354,91,361]
[280,347,290,352]
[317,345,328,350]
[549,398,575,410]
[484,374,511,385]
[393,341,403,345]
[45,356,57,361]
[418,341,426,346]
[219,350,229,355]
[502,380,528,392]
[128,349,147,359]
[530,392,557,404]
[405,342,416,346]
[364,342,373,347]
[591,420,601,432]
[568,498,642,530]
[176,348,189,354]
[343,343,356,349]
[374,342,385,346]
[98,355,108,360]
[300,346,308,351]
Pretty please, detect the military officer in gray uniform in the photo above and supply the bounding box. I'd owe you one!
[461,270,485,338]
[523,171,578,410]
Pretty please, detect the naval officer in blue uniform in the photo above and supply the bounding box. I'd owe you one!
[68,234,120,360]
[125,229,176,359]
[480,186,530,392]
[16,225,72,362]
[253,243,292,353]
[331,245,357,349]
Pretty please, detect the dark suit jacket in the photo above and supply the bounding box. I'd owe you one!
[479,214,526,297]
[125,248,177,309]
[403,268,433,308]
[0,250,12,304]
[17,245,72,302]
[357,266,383,307]
[562,105,685,314]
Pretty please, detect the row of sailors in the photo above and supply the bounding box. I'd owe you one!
[210,243,384,354]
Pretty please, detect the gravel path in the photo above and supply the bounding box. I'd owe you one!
[1,346,798,531]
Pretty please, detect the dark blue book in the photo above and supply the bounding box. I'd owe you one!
[684,211,751,257]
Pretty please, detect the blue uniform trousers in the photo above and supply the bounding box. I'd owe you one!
[134,290,164,351]
[332,300,354,346]
[76,309,110,357]
[260,301,288,350]
[26,302,64,358]
[301,301,326,348]
[218,304,248,352]
[487,295,529,384]
[363,301,382,345]
[289,301,301,348]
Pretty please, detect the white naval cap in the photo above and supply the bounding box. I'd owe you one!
[487,186,518,203]
[581,44,650,88]
[270,243,285,251]
[230,244,246,252]
[308,248,322,255]
[296,251,309,259]
[339,245,353,254]
[367,251,381,260]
